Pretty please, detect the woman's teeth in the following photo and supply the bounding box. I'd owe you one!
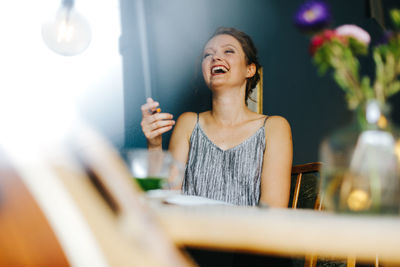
[212,66,228,74]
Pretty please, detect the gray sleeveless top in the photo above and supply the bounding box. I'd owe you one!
[182,114,268,206]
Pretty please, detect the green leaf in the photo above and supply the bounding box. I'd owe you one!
[373,49,384,84]
[386,81,400,97]
[348,37,368,55]
[390,9,400,29]
[313,43,334,75]
[361,76,374,99]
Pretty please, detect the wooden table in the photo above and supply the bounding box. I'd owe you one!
[151,203,400,265]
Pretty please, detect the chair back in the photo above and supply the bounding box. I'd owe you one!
[289,163,323,267]
[289,162,322,210]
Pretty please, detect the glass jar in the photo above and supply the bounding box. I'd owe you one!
[320,100,400,214]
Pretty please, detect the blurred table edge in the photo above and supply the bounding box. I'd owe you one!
[151,204,400,264]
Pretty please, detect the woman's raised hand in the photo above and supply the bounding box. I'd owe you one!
[140,98,175,149]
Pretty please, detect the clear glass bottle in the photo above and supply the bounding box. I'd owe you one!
[320,100,400,214]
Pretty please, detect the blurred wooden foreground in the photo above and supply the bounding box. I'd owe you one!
[2,124,400,266]
[0,125,193,267]
[152,203,400,266]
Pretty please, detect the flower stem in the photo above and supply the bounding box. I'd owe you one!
[330,52,364,109]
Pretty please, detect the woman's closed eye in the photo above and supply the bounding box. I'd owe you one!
[203,53,212,59]
[225,49,234,54]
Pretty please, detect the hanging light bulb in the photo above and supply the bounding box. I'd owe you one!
[42,0,91,56]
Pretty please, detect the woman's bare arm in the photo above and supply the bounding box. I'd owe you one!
[168,112,197,163]
[168,112,197,188]
[259,116,293,208]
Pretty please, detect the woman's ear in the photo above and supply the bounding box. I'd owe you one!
[246,63,256,78]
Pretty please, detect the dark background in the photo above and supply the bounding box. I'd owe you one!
[119,0,400,165]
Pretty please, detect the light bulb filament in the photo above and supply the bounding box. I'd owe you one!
[57,20,74,43]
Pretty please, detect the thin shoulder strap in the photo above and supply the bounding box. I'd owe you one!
[263,115,269,126]
[197,113,199,123]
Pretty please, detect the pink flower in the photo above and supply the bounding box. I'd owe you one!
[335,24,371,46]
[309,35,325,55]
[309,29,342,55]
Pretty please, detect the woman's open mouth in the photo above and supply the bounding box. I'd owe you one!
[211,65,228,75]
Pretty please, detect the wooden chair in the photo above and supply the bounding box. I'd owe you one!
[289,163,322,267]
[290,163,379,267]
[290,162,323,211]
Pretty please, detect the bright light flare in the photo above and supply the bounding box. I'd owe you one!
[57,20,75,43]
[0,0,123,158]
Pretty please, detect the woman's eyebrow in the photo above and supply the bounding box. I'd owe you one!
[203,47,216,53]
[203,44,237,53]
[221,44,238,49]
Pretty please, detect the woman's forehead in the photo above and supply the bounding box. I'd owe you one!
[203,34,241,51]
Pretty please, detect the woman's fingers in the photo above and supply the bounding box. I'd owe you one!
[142,122,174,139]
[147,125,174,139]
[140,98,175,144]
[141,100,160,117]
[141,113,174,128]
[142,116,175,133]
[141,111,175,138]
[149,117,175,129]
[147,112,174,123]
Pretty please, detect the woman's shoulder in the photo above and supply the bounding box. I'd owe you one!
[265,115,290,126]
[177,112,198,125]
[175,112,198,137]
[183,111,213,124]
[264,115,292,138]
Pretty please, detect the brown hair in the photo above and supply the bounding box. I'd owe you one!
[207,27,261,105]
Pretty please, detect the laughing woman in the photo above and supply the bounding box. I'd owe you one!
[141,27,292,207]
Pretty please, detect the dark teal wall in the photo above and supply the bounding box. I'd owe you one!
[120,0,399,164]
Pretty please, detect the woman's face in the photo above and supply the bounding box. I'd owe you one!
[202,34,255,90]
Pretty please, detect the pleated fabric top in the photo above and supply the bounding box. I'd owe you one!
[182,115,268,206]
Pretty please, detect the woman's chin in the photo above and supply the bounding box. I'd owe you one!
[209,79,228,89]
[209,80,246,92]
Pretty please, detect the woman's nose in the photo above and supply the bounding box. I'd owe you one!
[212,52,223,61]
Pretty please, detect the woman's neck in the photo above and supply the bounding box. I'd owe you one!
[210,87,250,126]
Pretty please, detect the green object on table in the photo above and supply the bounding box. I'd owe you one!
[134,177,164,191]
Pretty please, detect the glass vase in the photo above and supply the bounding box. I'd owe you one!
[320,100,400,214]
